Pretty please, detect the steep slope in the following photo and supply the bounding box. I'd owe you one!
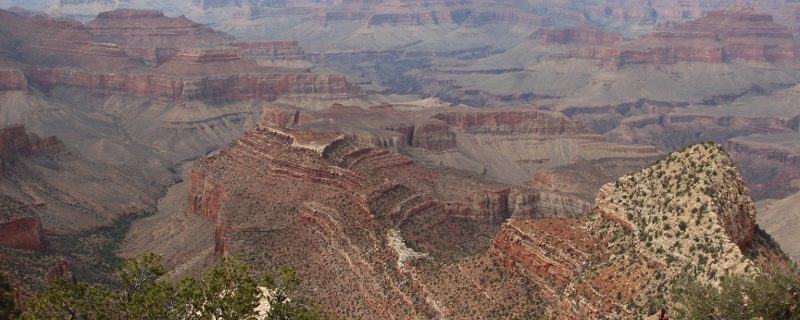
[253,103,663,202]
[0,126,162,231]
[492,142,784,318]
[122,120,591,319]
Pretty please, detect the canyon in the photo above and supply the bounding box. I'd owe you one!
[0,2,798,319]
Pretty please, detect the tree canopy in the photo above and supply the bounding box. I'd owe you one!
[15,253,323,320]
[671,264,800,320]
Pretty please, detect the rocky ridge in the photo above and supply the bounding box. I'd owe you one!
[166,117,595,317]
[490,143,778,318]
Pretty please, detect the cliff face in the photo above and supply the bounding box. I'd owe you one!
[0,9,360,104]
[0,217,46,252]
[490,143,775,318]
[184,122,590,317]
[0,195,46,252]
[546,8,796,67]
[431,109,593,135]
[538,25,623,46]
[620,8,796,65]
[86,9,232,48]
[0,126,63,173]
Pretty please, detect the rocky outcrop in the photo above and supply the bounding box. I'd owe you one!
[550,8,796,67]
[0,9,361,103]
[188,169,227,221]
[86,9,232,48]
[232,41,306,62]
[431,109,592,135]
[537,25,623,46]
[619,8,795,66]
[24,66,361,103]
[409,122,456,151]
[0,218,46,252]
[0,195,45,252]
[0,126,63,173]
[184,121,592,317]
[488,143,776,318]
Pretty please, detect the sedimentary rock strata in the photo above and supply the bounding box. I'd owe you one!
[182,119,592,317]
[491,143,779,318]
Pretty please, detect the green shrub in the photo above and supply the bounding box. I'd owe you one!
[21,254,324,320]
[671,265,800,320]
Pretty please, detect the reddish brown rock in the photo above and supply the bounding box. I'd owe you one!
[184,121,590,317]
[231,41,307,65]
[0,126,63,172]
[188,169,227,221]
[554,8,797,66]
[431,109,592,135]
[0,217,46,252]
[621,8,795,65]
[0,195,46,252]
[538,24,623,46]
[86,9,231,48]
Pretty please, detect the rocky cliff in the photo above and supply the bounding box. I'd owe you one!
[490,143,780,318]
[182,121,590,317]
[86,9,232,48]
[0,9,361,104]
[0,126,63,173]
[618,8,796,66]
[537,24,623,46]
[0,195,46,252]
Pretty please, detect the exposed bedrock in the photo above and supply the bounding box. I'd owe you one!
[553,8,797,67]
[0,125,63,173]
[0,217,46,252]
[489,143,771,318]
[86,9,232,48]
[23,67,360,103]
[431,109,592,135]
[0,195,46,252]
[537,25,623,46]
[727,137,800,200]
[607,113,794,151]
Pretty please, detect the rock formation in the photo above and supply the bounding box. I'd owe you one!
[576,8,798,67]
[86,9,232,48]
[0,125,63,173]
[0,195,45,252]
[491,143,781,318]
[537,24,623,46]
[179,118,591,317]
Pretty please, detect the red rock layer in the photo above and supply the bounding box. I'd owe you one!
[232,41,306,61]
[24,66,359,103]
[0,217,46,252]
[431,109,593,135]
[624,8,796,65]
[555,8,797,66]
[0,126,63,172]
[86,9,232,48]
[183,121,590,317]
[538,25,623,46]
[0,9,360,103]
